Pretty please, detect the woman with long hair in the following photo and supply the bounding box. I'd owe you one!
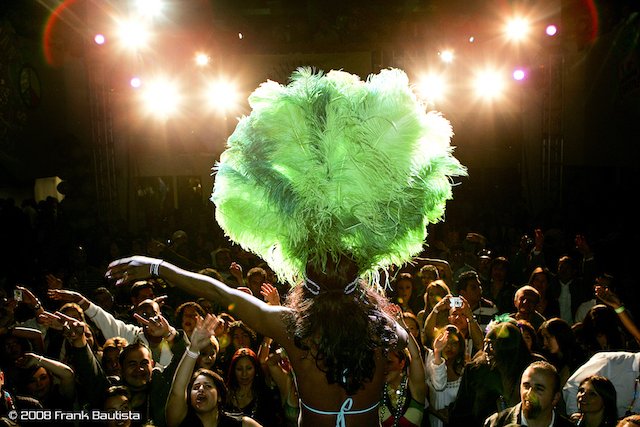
[426,325,466,427]
[380,308,426,427]
[581,305,626,356]
[225,348,281,426]
[417,280,451,347]
[165,314,261,427]
[570,375,618,427]
[539,317,584,387]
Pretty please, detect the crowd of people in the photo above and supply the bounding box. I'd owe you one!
[0,194,639,427]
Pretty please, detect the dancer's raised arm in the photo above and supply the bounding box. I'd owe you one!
[107,256,293,345]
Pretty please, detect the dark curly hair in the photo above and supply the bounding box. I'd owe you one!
[282,256,398,395]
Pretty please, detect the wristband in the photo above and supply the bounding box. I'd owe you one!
[615,306,625,314]
[150,261,162,277]
[185,348,199,359]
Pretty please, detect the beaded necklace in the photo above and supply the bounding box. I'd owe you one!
[380,374,409,427]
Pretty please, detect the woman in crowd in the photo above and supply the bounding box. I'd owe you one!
[528,267,560,319]
[102,386,133,427]
[417,280,451,347]
[17,353,76,411]
[426,325,466,427]
[390,273,421,315]
[166,314,261,427]
[580,305,626,356]
[380,308,426,427]
[225,348,282,426]
[266,348,299,427]
[569,375,618,427]
[539,317,584,387]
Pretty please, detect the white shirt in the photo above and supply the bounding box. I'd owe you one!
[563,351,640,416]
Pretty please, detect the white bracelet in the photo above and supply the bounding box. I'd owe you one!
[185,348,199,359]
[150,261,162,277]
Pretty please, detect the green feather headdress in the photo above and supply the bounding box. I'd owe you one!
[212,67,467,287]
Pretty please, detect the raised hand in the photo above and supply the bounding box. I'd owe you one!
[260,283,280,306]
[48,289,84,304]
[189,314,219,353]
[134,312,172,338]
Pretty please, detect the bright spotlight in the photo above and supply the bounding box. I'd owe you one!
[143,80,180,116]
[440,50,454,63]
[94,34,106,45]
[419,75,446,100]
[506,18,529,40]
[119,21,148,48]
[208,82,237,110]
[546,25,558,36]
[136,0,163,16]
[475,71,504,98]
[195,54,209,65]
[513,69,526,81]
[130,77,142,88]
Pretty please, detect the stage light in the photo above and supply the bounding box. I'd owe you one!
[440,50,454,63]
[475,71,504,98]
[513,69,526,81]
[143,80,180,116]
[136,0,162,16]
[196,54,209,65]
[208,82,237,110]
[119,21,148,48]
[506,18,529,40]
[418,75,447,100]
[94,34,105,45]
[546,25,558,36]
[131,77,142,88]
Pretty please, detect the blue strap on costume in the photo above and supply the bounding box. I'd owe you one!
[300,398,380,427]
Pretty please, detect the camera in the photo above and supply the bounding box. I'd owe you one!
[13,289,23,302]
[450,296,463,308]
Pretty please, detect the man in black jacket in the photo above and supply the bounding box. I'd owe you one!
[484,361,574,427]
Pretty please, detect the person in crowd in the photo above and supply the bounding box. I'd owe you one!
[246,267,268,300]
[539,318,584,388]
[595,284,640,347]
[569,375,618,427]
[174,302,205,339]
[116,280,156,323]
[390,273,422,315]
[16,352,76,411]
[484,257,516,315]
[101,337,129,378]
[102,386,134,427]
[550,256,591,326]
[563,350,640,416]
[380,306,426,427]
[426,325,466,427]
[424,294,484,360]
[402,312,425,357]
[0,366,43,425]
[510,285,546,331]
[417,280,451,347]
[516,320,540,354]
[580,305,626,356]
[457,271,498,332]
[225,348,282,426]
[449,321,532,427]
[528,267,560,320]
[483,360,574,427]
[165,314,261,427]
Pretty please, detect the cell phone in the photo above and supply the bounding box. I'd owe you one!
[13,289,23,302]
[450,296,463,308]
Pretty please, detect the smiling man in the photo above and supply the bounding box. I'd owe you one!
[484,361,574,427]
